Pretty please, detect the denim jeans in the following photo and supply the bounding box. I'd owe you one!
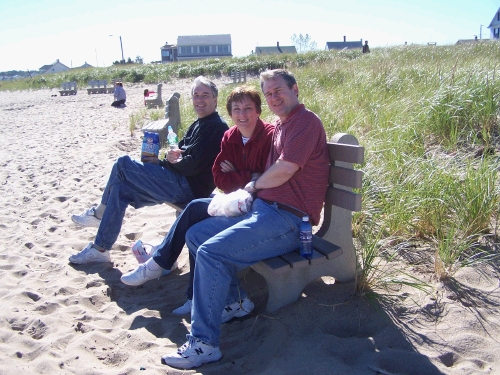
[185,198,302,347]
[94,155,195,250]
[151,198,212,300]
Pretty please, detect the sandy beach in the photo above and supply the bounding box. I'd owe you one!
[0,80,499,374]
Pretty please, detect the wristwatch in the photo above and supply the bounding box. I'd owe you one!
[250,180,258,191]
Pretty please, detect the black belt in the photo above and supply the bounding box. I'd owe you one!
[261,199,305,219]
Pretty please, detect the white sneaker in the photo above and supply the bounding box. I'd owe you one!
[131,240,178,276]
[221,297,254,323]
[161,337,222,369]
[172,298,253,322]
[172,299,192,315]
[71,206,101,228]
[69,242,111,264]
[120,263,163,286]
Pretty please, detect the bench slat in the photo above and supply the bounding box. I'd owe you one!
[325,186,362,212]
[330,165,363,188]
[312,236,343,259]
[258,257,292,274]
[280,251,310,269]
[328,143,364,164]
[143,119,169,132]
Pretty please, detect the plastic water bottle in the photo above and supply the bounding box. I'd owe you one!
[167,125,182,161]
[299,216,313,259]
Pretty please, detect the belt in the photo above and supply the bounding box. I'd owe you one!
[261,199,305,219]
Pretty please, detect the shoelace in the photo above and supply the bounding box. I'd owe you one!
[177,336,198,354]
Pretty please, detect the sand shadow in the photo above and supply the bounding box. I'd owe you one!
[69,262,447,374]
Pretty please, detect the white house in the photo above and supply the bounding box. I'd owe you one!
[39,59,70,74]
[488,7,500,40]
[176,34,232,61]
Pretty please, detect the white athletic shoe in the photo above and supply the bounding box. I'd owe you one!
[69,242,111,264]
[120,261,177,286]
[120,263,163,286]
[221,297,254,323]
[172,298,254,323]
[71,206,101,228]
[161,337,222,369]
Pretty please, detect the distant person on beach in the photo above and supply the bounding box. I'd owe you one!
[160,69,329,370]
[68,76,228,265]
[120,86,275,321]
[111,81,127,107]
[363,40,370,54]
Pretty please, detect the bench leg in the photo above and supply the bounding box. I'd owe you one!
[252,252,357,313]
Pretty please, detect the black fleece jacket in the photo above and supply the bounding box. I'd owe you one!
[158,111,228,198]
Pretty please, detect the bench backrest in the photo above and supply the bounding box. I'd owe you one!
[61,81,77,90]
[316,133,364,253]
[164,92,181,133]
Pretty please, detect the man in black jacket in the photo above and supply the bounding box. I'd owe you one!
[69,76,228,265]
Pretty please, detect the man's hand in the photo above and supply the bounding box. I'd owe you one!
[165,149,183,164]
[244,179,259,193]
[220,160,237,173]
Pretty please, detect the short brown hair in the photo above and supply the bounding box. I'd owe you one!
[226,86,262,116]
[259,69,297,91]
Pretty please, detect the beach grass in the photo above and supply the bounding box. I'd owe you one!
[7,41,500,295]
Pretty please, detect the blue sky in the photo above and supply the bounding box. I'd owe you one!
[0,0,498,72]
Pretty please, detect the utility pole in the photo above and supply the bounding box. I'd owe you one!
[480,25,484,40]
[109,35,125,64]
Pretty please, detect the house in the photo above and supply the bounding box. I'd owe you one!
[325,36,363,50]
[75,62,93,69]
[456,36,481,45]
[488,7,500,40]
[160,42,178,63]
[254,42,297,55]
[39,59,70,74]
[176,34,232,61]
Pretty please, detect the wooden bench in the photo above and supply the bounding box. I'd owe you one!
[59,81,77,96]
[142,92,181,146]
[250,133,364,313]
[145,83,163,108]
[230,70,247,83]
[86,79,108,94]
[164,133,364,313]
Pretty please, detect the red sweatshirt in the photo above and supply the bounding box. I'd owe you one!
[213,119,275,193]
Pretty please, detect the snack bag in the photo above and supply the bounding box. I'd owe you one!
[141,132,160,161]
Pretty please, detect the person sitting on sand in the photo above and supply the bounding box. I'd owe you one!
[68,76,228,265]
[160,69,329,370]
[111,82,127,107]
[120,86,275,322]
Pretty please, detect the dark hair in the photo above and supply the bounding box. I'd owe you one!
[226,86,262,116]
[259,69,297,91]
[144,89,149,96]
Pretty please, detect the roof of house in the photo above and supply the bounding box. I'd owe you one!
[39,59,70,71]
[177,34,231,45]
[255,45,297,55]
[161,42,177,49]
[488,7,500,28]
[326,41,363,50]
[77,62,93,69]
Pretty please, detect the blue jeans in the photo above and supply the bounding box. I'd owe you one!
[94,155,195,250]
[185,199,302,347]
[151,198,212,300]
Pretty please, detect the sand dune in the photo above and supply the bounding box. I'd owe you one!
[0,81,499,374]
